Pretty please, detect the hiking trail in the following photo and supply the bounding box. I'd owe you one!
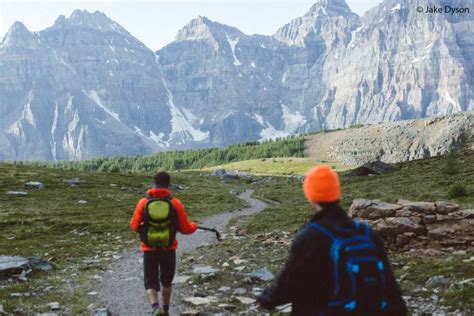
[95,190,268,315]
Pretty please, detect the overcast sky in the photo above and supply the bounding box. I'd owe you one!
[1,0,382,51]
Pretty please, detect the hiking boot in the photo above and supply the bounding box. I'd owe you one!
[151,306,164,316]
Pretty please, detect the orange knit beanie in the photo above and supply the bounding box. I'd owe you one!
[303,165,341,203]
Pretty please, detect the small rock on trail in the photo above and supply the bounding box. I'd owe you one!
[235,296,256,305]
[173,275,192,284]
[192,266,218,276]
[247,267,275,282]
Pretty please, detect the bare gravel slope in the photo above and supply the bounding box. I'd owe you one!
[304,112,474,166]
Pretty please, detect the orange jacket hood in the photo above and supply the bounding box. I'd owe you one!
[146,187,171,199]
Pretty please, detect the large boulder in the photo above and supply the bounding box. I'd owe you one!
[0,256,29,275]
[210,169,226,177]
[0,256,53,278]
[435,201,460,214]
[372,217,424,242]
[350,161,398,176]
[385,217,425,235]
[427,219,474,241]
[397,199,436,214]
[348,199,401,219]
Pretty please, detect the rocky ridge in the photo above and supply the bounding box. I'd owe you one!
[304,112,474,166]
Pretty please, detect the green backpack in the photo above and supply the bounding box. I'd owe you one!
[139,196,178,249]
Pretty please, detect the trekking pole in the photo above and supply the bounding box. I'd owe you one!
[197,226,223,241]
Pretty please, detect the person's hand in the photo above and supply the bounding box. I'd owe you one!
[256,293,274,310]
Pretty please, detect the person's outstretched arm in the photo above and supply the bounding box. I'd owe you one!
[257,229,320,310]
[373,232,408,315]
[130,198,147,232]
[257,249,298,309]
[172,198,198,235]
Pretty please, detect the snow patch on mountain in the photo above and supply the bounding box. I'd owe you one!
[133,126,145,137]
[254,113,265,125]
[390,4,401,11]
[159,70,209,142]
[50,102,59,161]
[282,105,306,133]
[83,89,121,122]
[348,25,364,47]
[226,33,242,66]
[23,94,36,127]
[7,91,36,137]
[149,130,168,147]
[281,70,288,82]
[182,108,200,125]
[62,110,86,159]
[258,105,306,141]
[260,123,290,141]
[52,50,76,73]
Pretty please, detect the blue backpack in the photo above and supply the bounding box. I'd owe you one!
[307,220,388,314]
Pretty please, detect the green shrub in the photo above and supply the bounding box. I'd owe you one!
[442,160,459,175]
[448,183,468,199]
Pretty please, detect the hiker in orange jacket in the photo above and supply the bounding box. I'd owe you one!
[130,171,197,316]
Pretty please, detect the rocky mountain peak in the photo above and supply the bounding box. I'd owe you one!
[274,0,358,46]
[175,16,215,42]
[69,9,109,24]
[49,9,129,36]
[175,16,244,44]
[1,21,41,49]
[195,15,212,25]
[308,0,354,16]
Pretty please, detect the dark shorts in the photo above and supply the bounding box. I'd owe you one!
[143,250,176,291]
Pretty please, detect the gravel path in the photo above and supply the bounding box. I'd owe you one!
[95,190,268,315]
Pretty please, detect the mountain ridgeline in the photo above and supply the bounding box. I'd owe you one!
[1,0,473,160]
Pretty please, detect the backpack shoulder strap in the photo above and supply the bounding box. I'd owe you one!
[307,222,336,240]
[146,195,172,202]
[165,196,175,209]
[354,220,371,237]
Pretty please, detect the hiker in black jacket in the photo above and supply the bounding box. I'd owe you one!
[257,165,407,315]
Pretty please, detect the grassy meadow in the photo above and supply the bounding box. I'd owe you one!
[1,147,473,314]
[202,157,350,176]
[0,164,246,314]
[179,150,474,314]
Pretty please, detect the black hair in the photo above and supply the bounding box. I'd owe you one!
[153,171,170,188]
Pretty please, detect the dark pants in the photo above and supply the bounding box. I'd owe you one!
[143,250,176,291]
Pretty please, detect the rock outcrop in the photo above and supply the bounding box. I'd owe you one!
[349,199,474,250]
[305,112,474,166]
